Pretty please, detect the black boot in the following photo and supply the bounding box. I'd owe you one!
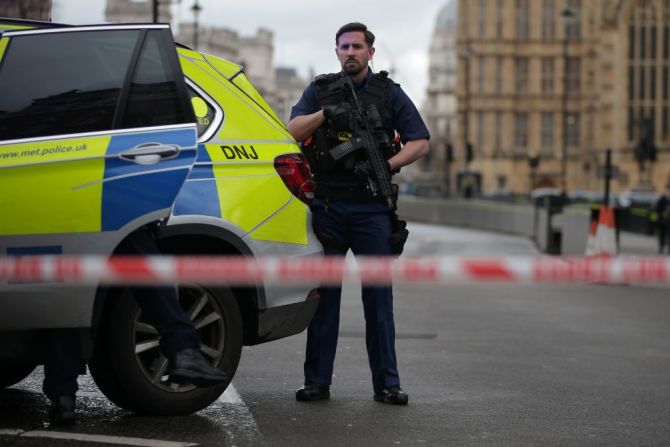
[296,383,330,401]
[49,395,76,427]
[373,386,408,405]
[168,348,228,387]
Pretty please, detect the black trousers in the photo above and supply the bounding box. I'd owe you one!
[42,329,84,401]
[659,223,670,254]
[117,227,200,357]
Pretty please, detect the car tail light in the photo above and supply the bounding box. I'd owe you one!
[274,153,314,204]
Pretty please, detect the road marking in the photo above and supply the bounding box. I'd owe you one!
[218,382,243,404]
[3,429,198,446]
[0,429,23,435]
[213,382,264,443]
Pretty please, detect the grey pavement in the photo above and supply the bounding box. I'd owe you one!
[619,231,659,255]
[235,223,670,447]
[2,222,668,447]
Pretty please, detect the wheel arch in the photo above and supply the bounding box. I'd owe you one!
[91,223,263,346]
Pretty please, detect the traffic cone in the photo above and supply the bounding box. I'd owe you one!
[593,206,617,256]
[584,218,598,256]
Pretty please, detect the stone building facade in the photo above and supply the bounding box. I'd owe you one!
[449,0,670,196]
[102,0,306,124]
[274,67,310,123]
[177,24,277,100]
[0,0,50,21]
[105,0,171,24]
[404,0,459,196]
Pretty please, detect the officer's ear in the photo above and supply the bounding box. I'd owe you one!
[369,46,375,58]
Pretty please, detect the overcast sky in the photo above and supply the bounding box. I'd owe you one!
[50,0,446,107]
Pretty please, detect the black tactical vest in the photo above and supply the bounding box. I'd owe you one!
[303,71,398,180]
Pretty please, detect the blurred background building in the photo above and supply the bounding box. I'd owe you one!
[105,0,307,123]
[403,0,459,197]
[0,0,50,20]
[105,0,171,23]
[5,0,670,197]
[436,0,670,197]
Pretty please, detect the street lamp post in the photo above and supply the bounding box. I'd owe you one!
[152,0,182,24]
[191,0,202,50]
[461,45,472,171]
[458,45,473,198]
[560,7,577,194]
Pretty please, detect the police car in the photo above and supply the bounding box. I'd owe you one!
[0,18,321,414]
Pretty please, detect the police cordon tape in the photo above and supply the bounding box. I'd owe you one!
[1,255,670,286]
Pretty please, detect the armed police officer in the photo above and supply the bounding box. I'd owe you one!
[287,22,429,405]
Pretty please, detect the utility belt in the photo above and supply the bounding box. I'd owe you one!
[314,183,376,202]
[313,182,409,257]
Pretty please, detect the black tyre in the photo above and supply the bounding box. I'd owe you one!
[89,288,140,411]
[89,284,243,415]
[0,362,36,388]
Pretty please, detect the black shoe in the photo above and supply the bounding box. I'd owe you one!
[373,386,408,405]
[296,383,330,401]
[169,348,228,387]
[49,395,76,427]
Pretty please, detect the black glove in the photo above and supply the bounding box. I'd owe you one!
[323,103,352,130]
[353,160,391,179]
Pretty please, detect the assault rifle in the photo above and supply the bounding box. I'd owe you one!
[327,77,395,208]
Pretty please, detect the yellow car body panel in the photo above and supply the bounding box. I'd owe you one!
[0,136,110,235]
[203,53,242,78]
[0,24,31,33]
[178,50,310,245]
[0,37,8,60]
[250,196,308,245]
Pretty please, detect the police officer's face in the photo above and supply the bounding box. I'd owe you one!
[336,31,374,77]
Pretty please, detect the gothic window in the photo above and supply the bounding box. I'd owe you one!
[477,56,485,94]
[514,112,529,148]
[516,0,530,39]
[566,113,580,148]
[566,57,580,93]
[478,0,487,38]
[565,0,581,40]
[627,0,665,143]
[496,0,504,38]
[477,112,485,154]
[494,112,503,156]
[515,57,529,93]
[495,57,503,94]
[541,57,554,93]
[541,112,554,153]
[542,0,556,40]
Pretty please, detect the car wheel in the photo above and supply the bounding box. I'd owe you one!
[89,288,140,411]
[90,284,242,415]
[0,362,36,389]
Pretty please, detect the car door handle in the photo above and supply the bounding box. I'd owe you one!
[119,143,180,165]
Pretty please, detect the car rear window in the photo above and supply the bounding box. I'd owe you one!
[0,28,192,141]
[0,30,139,140]
[121,30,192,129]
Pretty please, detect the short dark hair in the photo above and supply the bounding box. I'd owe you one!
[336,22,375,47]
